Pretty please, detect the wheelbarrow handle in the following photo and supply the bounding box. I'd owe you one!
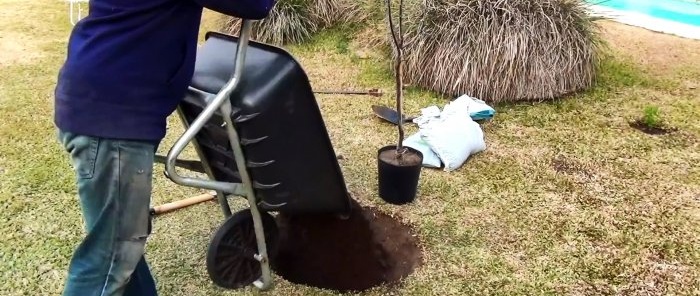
[164,20,253,193]
[163,19,275,291]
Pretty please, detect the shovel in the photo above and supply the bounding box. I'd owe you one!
[372,105,416,125]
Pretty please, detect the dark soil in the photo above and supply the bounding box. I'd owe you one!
[379,148,422,167]
[272,200,422,292]
[629,119,675,135]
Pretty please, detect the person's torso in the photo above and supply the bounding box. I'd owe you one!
[54,0,204,141]
[60,0,204,97]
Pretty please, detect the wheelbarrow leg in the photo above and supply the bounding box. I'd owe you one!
[221,98,273,290]
[215,190,232,217]
[218,19,273,290]
[176,106,233,218]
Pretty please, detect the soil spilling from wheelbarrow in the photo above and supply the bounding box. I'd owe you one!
[272,201,422,292]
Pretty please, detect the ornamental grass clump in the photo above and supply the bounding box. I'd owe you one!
[398,0,601,102]
[222,0,365,45]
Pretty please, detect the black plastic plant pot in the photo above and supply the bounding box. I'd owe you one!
[377,145,423,205]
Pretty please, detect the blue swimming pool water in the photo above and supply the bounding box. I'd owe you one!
[589,0,700,27]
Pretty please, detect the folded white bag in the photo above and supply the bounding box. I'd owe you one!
[452,94,496,120]
[418,112,486,172]
[403,132,442,168]
[412,105,441,126]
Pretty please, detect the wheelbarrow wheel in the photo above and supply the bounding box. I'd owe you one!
[206,208,279,289]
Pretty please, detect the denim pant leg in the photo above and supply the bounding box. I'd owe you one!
[123,257,157,296]
[59,131,158,296]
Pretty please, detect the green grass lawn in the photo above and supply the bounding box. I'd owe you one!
[1,1,699,295]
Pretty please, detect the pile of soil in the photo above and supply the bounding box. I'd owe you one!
[272,200,422,292]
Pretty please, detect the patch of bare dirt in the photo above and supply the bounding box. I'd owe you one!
[273,199,423,293]
[628,119,677,135]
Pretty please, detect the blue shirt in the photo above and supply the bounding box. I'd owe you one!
[54,0,274,142]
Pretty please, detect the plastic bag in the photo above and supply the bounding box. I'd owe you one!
[403,132,442,168]
[454,94,496,121]
[417,113,486,172]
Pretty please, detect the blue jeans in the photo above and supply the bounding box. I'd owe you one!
[58,131,158,296]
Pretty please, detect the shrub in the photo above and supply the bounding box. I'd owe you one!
[392,0,602,103]
[221,0,365,45]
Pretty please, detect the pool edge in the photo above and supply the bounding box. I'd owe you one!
[589,5,700,41]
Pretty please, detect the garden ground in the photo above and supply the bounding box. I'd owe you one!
[1,1,698,295]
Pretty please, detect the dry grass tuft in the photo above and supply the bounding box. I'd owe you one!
[221,0,366,45]
[393,0,602,103]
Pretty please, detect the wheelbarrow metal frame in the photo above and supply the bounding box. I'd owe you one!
[158,20,274,291]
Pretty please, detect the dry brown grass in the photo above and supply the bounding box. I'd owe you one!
[0,32,46,66]
[390,0,602,103]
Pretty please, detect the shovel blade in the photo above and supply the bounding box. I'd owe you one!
[372,105,414,125]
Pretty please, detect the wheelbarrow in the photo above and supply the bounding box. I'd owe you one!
[149,19,352,291]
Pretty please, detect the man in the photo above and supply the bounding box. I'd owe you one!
[54,0,274,295]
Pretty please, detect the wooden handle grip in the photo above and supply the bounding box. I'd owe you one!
[152,193,216,216]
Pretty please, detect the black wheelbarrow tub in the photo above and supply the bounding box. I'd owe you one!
[178,31,350,215]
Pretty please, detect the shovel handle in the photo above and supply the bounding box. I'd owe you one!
[315,88,383,97]
[150,193,216,216]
